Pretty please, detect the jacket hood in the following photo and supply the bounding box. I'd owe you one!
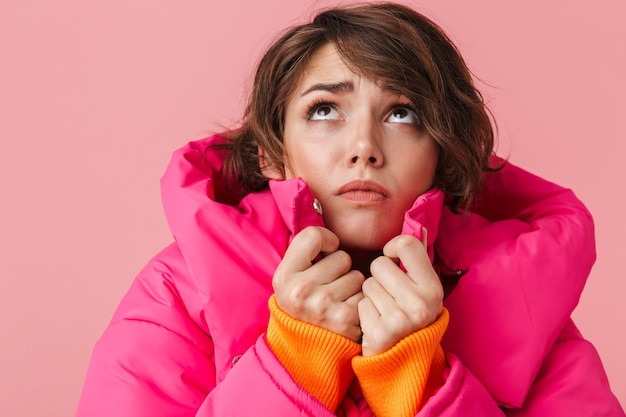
[161,134,445,265]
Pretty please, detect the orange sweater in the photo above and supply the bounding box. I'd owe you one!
[266,295,449,417]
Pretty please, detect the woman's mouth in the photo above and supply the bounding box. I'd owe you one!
[336,180,389,202]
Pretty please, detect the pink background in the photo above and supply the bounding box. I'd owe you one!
[1,0,624,415]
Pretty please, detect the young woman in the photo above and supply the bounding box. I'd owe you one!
[76,3,624,416]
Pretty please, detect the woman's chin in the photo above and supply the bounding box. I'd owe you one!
[335,230,395,252]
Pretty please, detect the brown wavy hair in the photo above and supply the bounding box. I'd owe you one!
[218,2,500,210]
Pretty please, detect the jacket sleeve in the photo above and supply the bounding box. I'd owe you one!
[75,244,337,417]
[505,320,626,417]
[416,353,506,417]
[435,158,596,408]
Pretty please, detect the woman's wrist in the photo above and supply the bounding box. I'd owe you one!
[352,308,449,417]
[266,295,361,411]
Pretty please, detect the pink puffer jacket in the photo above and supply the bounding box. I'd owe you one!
[76,135,624,416]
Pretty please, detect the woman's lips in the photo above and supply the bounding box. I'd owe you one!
[336,180,389,202]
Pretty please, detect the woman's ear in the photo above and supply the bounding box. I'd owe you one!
[258,146,283,180]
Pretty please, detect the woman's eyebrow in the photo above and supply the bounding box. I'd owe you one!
[300,81,353,97]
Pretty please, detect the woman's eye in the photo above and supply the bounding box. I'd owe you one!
[309,104,339,120]
[387,106,419,124]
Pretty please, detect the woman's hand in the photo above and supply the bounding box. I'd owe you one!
[272,226,365,342]
[359,230,443,356]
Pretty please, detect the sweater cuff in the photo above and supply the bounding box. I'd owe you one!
[266,295,361,411]
[352,308,449,417]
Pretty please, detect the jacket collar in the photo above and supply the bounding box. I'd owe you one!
[268,178,325,240]
[402,187,444,262]
[268,177,444,262]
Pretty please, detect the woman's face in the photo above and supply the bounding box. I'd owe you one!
[269,43,439,250]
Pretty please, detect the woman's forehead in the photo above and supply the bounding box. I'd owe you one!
[295,43,403,97]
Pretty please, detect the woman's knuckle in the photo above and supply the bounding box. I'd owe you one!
[298,226,318,243]
[369,256,387,272]
[397,234,419,249]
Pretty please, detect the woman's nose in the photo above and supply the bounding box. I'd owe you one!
[347,118,383,167]
[350,154,379,164]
